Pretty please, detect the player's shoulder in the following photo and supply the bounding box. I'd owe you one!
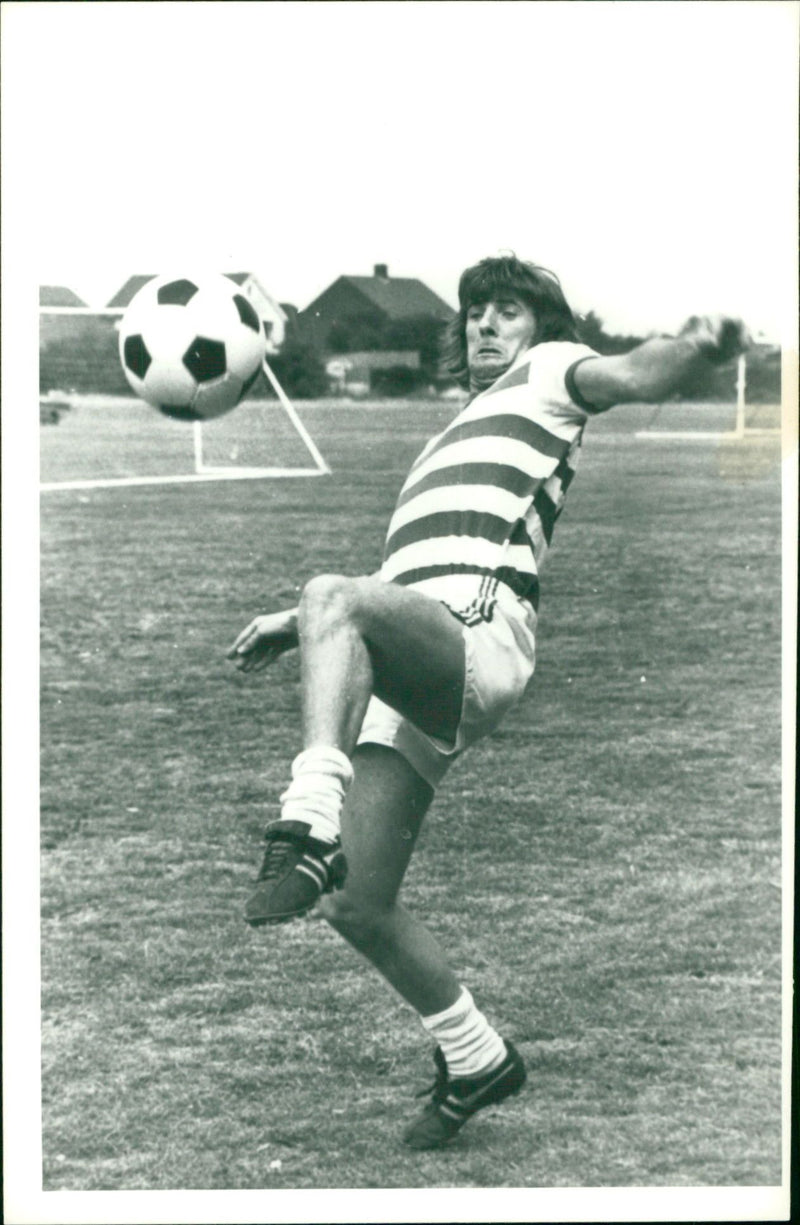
[522,339,599,397]
[526,339,599,369]
[520,340,600,422]
[465,341,600,420]
[475,341,596,401]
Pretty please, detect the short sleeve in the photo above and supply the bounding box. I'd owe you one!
[524,341,600,425]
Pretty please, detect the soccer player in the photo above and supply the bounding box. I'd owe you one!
[227,256,747,1149]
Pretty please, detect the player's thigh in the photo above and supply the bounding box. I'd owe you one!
[350,576,466,742]
[335,743,434,909]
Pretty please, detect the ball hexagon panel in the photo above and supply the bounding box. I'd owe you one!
[138,308,196,364]
[193,372,246,419]
[143,357,198,408]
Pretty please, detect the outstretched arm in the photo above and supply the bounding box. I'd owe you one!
[573,315,749,412]
[226,607,299,672]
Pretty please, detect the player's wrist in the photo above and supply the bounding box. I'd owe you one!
[678,317,744,367]
[279,608,300,646]
[689,335,726,365]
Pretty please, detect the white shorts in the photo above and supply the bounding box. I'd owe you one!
[356,598,537,788]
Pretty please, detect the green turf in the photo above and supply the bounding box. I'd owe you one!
[39,398,784,1189]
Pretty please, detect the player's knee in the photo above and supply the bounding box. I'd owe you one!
[299,573,357,626]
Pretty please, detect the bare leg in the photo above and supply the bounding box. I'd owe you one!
[318,743,461,1016]
[297,574,466,758]
[255,575,466,932]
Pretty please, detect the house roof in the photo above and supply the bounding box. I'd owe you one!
[306,271,455,321]
[349,275,453,319]
[106,275,157,308]
[228,273,288,322]
[40,285,87,307]
[106,272,286,318]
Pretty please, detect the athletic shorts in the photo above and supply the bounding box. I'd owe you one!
[356,598,537,788]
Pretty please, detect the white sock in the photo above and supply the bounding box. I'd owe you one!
[278,746,354,844]
[421,987,507,1079]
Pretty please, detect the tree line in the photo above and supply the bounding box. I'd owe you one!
[268,310,781,400]
[38,306,781,402]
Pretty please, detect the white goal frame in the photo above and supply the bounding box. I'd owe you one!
[635,356,782,442]
[191,359,329,481]
[40,357,330,493]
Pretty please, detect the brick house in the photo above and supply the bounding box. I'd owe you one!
[297,263,454,356]
[325,349,422,395]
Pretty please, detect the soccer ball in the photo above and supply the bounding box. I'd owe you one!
[118,273,267,421]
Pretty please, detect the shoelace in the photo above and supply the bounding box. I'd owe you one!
[415,1058,450,1102]
[256,838,296,882]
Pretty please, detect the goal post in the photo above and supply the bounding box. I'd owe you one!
[40,356,331,493]
[635,355,782,442]
[191,357,330,481]
[733,353,746,439]
[262,357,330,474]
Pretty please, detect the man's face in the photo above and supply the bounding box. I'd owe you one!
[465,296,537,387]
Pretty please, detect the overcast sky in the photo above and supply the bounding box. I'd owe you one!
[4,0,798,341]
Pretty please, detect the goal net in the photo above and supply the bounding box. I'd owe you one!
[40,359,330,493]
[190,361,329,481]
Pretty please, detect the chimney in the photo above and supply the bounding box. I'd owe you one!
[374,263,389,280]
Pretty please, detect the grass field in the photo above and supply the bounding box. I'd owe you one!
[37,396,785,1193]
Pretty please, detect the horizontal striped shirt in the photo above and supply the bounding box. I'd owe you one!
[380,341,599,624]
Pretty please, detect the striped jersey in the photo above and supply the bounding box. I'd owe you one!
[380,341,599,625]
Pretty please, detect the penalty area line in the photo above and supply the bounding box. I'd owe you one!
[635,430,743,441]
[40,469,329,492]
[635,429,781,441]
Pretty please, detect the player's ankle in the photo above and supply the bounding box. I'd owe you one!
[421,987,507,1079]
[278,746,353,844]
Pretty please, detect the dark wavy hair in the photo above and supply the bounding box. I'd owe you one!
[441,254,580,387]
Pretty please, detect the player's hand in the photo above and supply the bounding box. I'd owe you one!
[226,611,298,672]
[679,314,751,365]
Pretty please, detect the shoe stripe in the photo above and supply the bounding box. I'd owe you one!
[296,861,325,887]
[439,1101,468,1121]
[301,852,328,876]
[305,850,334,870]
[449,1063,516,1110]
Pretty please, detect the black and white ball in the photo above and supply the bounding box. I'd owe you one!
[119,273,267,420]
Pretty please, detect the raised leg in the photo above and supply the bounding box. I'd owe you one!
[297,574,466,757]
[246,575,467,929]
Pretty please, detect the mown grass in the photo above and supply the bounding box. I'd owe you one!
[39,398,784,1189]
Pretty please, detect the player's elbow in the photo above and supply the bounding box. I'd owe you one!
[606,366,645,405]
